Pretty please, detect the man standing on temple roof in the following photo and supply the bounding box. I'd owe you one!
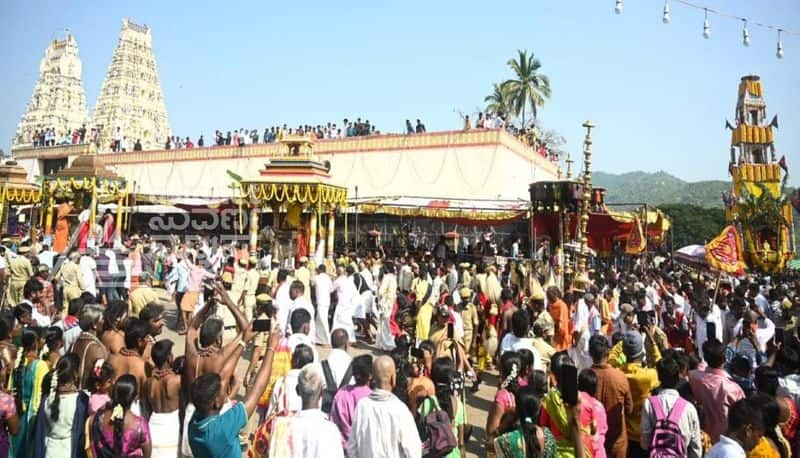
[113,127,122,152]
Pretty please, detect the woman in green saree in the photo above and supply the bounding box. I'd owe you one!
[11,327,48,458]
[494,385,584,458]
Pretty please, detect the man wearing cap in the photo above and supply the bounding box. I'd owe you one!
[459,287,479,358]
[619,328,661,456]
[5,245,34,307]
[55,250,86,308]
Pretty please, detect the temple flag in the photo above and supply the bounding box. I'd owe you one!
[705,225,746,273]
[625,215,646,255]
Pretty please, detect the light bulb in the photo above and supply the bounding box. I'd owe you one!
[777,30,784,59]
[615,0,623,15]
[663,1,670,24]
[742,20,750,47]
[703,9,711,39]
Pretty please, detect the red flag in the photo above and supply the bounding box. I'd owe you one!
[705,225,746,273]
[779,155,788,173]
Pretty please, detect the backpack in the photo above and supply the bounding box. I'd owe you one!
[320,360,352,414]
[647,395,688,458]
[416,397,458,458]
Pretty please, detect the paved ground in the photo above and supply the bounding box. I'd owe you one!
[157,292,496,457]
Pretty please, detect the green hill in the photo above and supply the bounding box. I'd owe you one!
[593,171,729,208]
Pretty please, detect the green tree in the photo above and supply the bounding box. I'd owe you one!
[503,50,551,127]
[658,204,726,249]
[484,82,513,117]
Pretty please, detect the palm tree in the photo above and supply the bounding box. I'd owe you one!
[484,82,513,117]
[503,50,551,127]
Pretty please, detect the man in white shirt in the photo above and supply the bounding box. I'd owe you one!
[286,281,315,341]
[640,358,702,457]
[332,267,358,342]
[694,302,723,360]
[289,364,344,458]
[286,308,320,363]
[324,329,353,387]
[499,310,541,368]
[274,270,292,334]
[706,397,765,458]
[79,249,99,298]
[732,310,775,353]
[753,286,770,314]
[37,245,55,270]
[348,356,421,458]
[312,265,333,345]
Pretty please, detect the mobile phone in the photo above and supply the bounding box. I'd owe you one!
[636,311,650,327]
[252,318,272,332]
[447,322,454,339]
[559,364,579,406]
[774,327,785,344]
[706,322,717,341]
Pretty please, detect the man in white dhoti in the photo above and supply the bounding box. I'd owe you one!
[286,280,316,343]
[332,266,358,343]
[376,262,398,351]
[274,269,292,334]
[289,364,345,458]
[348,356,421,458]
[312,264,334,346]
[145,340,181,458]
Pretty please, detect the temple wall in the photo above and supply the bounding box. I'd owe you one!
[12,129,560,200]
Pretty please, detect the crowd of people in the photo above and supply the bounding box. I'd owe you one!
[0,220,797,458]
[28,125,94,149]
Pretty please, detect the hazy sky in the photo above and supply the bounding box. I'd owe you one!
[1,0,798,183]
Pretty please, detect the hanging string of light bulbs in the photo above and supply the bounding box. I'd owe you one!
[613,0,797,58]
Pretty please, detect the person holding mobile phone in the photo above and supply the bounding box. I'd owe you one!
[618,331,662,456]
[539,352,590,457]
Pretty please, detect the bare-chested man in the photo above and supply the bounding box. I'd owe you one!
[139,301,166,365]
[100,300,128,354]
[72,304,109,389]
[143,339,181,456]
[107,318,150,390]
[180,281,252,457]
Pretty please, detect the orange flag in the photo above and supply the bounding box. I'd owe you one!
[625,215,646,255]
[705,225,747,273]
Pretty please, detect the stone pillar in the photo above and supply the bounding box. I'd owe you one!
[249,204,259,255]
[308,211,317,257]
[327,211,335,257]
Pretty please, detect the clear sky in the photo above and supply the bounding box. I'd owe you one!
[1,0,798,184]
